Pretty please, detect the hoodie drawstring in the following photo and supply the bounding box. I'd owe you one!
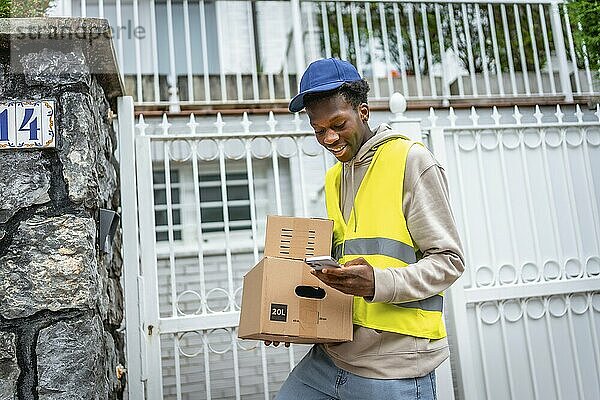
[351,162,357,232]
[342,159,358,233]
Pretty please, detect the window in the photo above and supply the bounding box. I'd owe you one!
[152,159,293,248]
[199,172,252,233]
[153,169,183,242]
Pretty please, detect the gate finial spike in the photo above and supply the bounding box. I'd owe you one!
[469,106,479,126]
[512,105,522,125]
[160,113,171,135]
[574,104,584,123]
[534,105,544,125]
[267,111,278,132]
[491,106,501,126]
[136,114,148,136]
[293,112,303,132]
[187,114,198,135]
[554,104,564,124]
[428,107,438,127]
[448,107,456,128]
[214,112,225,133]
[241,112,252,133]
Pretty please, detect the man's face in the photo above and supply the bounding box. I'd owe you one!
[305,94,369,163]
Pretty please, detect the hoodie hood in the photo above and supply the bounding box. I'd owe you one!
[351,123,410,166]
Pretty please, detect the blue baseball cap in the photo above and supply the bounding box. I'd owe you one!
[289,58,362,112]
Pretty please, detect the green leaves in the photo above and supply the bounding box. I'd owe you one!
[567,0,600,71]
[0,0,51,18]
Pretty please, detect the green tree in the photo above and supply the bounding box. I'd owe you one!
[315,2,549,76]
[0,0,51,18]
[567,0,600,71]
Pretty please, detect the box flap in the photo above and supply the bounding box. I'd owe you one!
[264,215,333,260]
[237,259,265,339]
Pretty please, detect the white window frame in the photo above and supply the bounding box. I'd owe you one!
[153,157,293,255]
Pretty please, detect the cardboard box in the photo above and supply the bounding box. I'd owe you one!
[238,216,353,344]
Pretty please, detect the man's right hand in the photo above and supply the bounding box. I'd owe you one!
[264,341,291,347]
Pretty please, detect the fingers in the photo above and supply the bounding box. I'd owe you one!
[309,258,369,276]
[343,257,369,267]
[263,341,290,348]
[311,266,344,276]
[309,261,375,297]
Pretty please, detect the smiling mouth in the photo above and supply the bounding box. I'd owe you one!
[328,144,347,156]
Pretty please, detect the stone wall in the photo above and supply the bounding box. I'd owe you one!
[0,20,124,400]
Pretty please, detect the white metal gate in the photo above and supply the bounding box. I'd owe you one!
[119,96,600,399]
[428,105,600,400]
[118,96,342,399]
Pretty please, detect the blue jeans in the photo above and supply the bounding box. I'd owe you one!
[276,345,437,400]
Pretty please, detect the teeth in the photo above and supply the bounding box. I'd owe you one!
[330,145,346,152]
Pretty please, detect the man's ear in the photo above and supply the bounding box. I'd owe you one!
[359,103,370,123]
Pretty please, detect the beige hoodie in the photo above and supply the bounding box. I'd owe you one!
[322,124,465,379]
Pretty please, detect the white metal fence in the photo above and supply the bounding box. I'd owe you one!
[119,96,600,399]
[428,104,600,400]
[55,0,599,107]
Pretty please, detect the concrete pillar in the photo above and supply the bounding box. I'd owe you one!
[0,18,125,400]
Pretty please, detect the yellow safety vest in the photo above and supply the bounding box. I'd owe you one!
[324,137,446,339]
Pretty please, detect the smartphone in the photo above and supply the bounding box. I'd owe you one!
[304,256,341,271]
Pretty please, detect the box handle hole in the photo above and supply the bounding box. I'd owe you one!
[295,286,326,299]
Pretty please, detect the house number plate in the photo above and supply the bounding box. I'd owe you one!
[0,100,56,149]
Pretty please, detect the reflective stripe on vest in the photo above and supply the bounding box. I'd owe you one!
[325,137,446,339]
[395,294,444,312]
[337,237,417,265]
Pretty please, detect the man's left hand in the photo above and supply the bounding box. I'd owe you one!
[311,257,375,297]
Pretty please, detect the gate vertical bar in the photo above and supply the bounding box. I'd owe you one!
[242,118,271,399]
[133,0,143,102]
[335,3,347,60]
[291,0,306,79]
[365,4,381,98]
[199,0,211,101]
[150,0,161,103]
[115,0,124,81]
[539,4,557,94]
[447,4,465,97]
[420,4,436,98]
[549,1,573,102]
[183,0,195,102]
[321,2,332,59]
[562,4,582,94]
[429,125,478,400]
[118,96,145,399]
[474,4,491,96]
[351,3,364,76]
[392,3,410,97]
[406,4,423,98]
[513,4,531,95]
[136,126,165,399]
[500,4,518,95]
[487,4,505,96]
[526,5,544,94]
[462,3,478,96]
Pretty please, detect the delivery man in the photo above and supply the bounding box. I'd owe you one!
[267,58,465,400]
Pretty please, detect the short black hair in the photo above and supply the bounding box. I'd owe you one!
[304,79,370,110]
